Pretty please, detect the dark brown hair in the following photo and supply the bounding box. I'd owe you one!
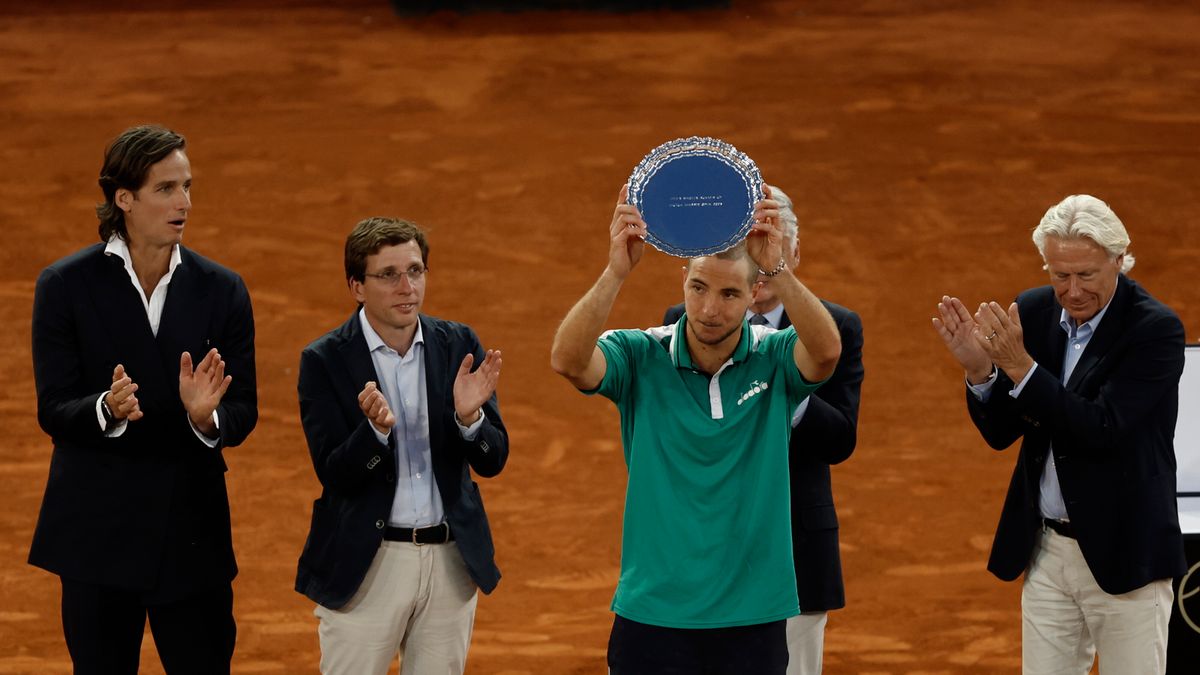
[96,125,187,242]
[344,217,430,283]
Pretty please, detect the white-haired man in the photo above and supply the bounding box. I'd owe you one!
[933,194,1186,674]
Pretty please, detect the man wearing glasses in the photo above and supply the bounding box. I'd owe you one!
[294,217,508,674]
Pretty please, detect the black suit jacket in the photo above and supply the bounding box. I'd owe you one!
[967,274,1186,594]
[295,312,508,609]
[662,300,864,611]
[29,243,258,601]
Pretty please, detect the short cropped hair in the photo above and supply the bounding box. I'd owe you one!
[1032,195,1135,274]
[344,217,430,283]
[687,241,758,289]
[96,125,187,242]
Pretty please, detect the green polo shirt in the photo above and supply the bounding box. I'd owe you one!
[589,315,824,628]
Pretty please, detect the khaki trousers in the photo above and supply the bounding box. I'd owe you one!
[315,540,478,675]
[785,611,827,675]
[1021,526,1172,675]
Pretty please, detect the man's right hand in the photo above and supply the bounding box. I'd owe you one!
[107,364,143,422]
[932,295,994,384]
[358,382,395,436]
[607,184,648,280]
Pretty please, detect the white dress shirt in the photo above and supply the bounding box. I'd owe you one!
[97,237,218,446]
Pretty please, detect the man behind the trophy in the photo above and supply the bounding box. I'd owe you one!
[661,184,864,675]
[550,185,841,674]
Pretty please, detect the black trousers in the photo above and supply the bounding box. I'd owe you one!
[607,614,788,675]
[60,578,235,675]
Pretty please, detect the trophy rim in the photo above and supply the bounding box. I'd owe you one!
[627,136,764,258]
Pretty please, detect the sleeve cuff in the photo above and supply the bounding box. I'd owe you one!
[189,411,221,447]
[1008,362,1039,398]
[966,367,999,402]
[455,409,486,441]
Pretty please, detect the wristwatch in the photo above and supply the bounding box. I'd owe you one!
[100,397,115,428]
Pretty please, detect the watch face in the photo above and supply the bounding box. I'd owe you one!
[627,136,763,258]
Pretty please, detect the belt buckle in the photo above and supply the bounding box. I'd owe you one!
[412,523,449,546]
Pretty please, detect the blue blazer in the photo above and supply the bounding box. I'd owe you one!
[295,312,508,609]
[967,274,1186,594]
[663,300,864,612]
[29,243,258,601]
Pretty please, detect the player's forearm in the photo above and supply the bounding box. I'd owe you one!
[551,268,623,378]
[773,272,841,378]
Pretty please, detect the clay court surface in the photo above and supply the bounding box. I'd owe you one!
[1,0,1198,672]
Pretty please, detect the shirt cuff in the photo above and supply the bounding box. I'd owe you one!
[371,424,390,446]
[456,409,486,441]
[189,411,220,448]
[966,367,999,402]
[790,398,811,428]
[1008,363,1039,398]
[97,394,128,438]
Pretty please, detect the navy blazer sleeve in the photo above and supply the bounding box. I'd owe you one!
[445,324,508,479]
[791,306,863,465]
[213,274,257,449]
[297,344,393,495]
[33,266,109,444]
[967,289,1185,459]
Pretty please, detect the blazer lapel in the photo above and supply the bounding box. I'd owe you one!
[157,252,213,370]
[336,312,381,393]
[87,249,172,406]
[1033,299,1067,382]
[420,315,448,454]
[1065,276,1131,392]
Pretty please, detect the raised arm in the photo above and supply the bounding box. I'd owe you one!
[746,191,840,382]
[550,184,647,390]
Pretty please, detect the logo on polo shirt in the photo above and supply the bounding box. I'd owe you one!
[737,380,768,406]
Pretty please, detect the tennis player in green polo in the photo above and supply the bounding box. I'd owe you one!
[550,184,842,674]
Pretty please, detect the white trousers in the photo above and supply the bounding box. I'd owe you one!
[315,540,479,675]
[785,611,827,675]
[1021,526,1172,675]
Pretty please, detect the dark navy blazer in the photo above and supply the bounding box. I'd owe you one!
[295,312,508,610]
[29,243,258,601]
[967,274,1186,594]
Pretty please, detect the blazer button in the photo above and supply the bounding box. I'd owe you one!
[386,473,395,483]
[375,519,385,529]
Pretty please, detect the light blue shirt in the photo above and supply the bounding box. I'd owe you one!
[360,310,444,528]
[969,299,1113,520]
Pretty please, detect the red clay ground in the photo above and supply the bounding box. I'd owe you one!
[1,1,1198,672]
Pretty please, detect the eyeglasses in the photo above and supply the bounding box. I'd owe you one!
[364,265,426,286]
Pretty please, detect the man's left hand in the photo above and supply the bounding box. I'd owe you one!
[746,189,785,277]
[453,350,502,425]
[179,348,230,437]
[974,301,1035,383]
